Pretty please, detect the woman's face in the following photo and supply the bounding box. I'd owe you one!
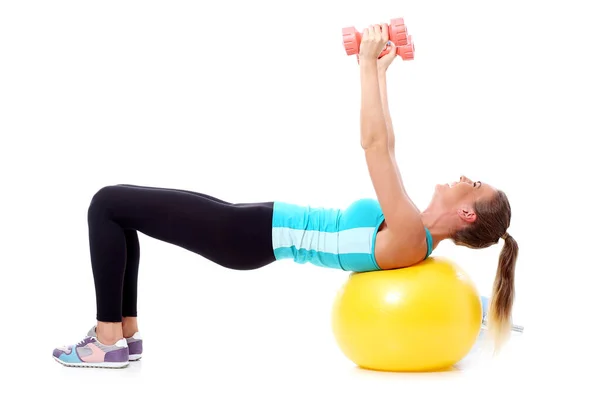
[432,175,497,214]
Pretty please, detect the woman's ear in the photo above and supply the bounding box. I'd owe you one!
[458,206,477,223]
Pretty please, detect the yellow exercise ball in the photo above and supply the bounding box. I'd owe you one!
[331,256,482,372]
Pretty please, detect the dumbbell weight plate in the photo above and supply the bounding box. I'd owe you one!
[342,27,360,56]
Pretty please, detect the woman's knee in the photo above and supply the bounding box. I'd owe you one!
[88,185,126,218]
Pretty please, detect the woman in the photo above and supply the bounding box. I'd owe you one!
[52,25,518,368]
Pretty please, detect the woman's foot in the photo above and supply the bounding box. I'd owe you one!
[52,335,129,368]
[124,332,143,361]
[88,323,143,361]
[121,317,143,361]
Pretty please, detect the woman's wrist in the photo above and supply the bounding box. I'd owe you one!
[359,57,378,69]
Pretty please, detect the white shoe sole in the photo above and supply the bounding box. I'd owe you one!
[129,354,142,361]
[53,356,129,369]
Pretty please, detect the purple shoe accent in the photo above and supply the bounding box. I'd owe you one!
[53,344,75,357]
[104,347,129,362]
[127,340,143,356]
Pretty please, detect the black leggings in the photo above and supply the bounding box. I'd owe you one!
[87,184,276,322]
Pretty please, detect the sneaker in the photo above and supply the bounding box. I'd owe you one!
[88,326,143,361]
[52,336,129,368]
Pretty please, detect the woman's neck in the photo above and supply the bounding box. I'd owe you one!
[420,208,456,247]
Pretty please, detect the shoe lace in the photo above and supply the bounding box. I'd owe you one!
[76,336,94,347]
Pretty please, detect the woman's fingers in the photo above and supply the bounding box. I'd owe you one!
[381,23,389,42]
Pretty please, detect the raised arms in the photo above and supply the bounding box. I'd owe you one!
[358,25,424,256]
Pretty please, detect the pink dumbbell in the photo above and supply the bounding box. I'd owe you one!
[342,18,415,62]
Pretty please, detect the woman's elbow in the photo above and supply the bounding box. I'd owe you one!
[361,136,389,151]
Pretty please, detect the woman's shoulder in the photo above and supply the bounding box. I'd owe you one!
[375,223,433,269]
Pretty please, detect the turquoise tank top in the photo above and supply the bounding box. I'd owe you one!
[271,198,433,272]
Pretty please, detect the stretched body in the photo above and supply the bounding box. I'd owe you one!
[52,25,518,368]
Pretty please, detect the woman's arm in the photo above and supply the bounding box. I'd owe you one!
[359,59,388,149]
[377,69,395,150]
[377,66,420,211]
[360,56,422,240]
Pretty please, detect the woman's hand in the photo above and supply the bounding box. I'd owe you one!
[377,41,397,72]
[358,24,389,63]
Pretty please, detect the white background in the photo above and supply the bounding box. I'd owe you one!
[1,0,598,398]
